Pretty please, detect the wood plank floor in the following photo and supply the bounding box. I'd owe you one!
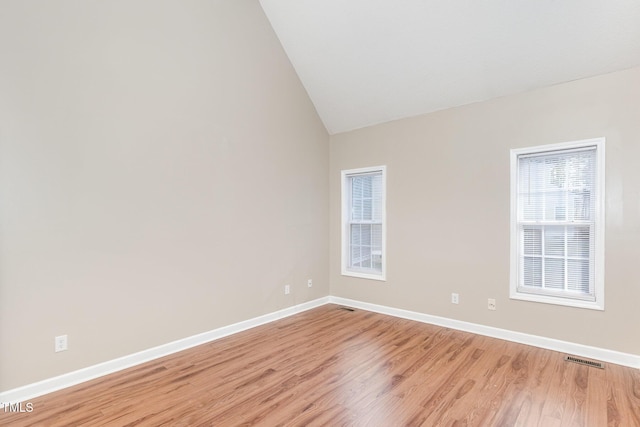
[2,304,639,426]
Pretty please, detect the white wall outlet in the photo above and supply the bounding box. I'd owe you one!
[284,285,290,295]
[488,298,496,311]
[451,293,459,304]
[307,279,313,288]
[55,335,68,352]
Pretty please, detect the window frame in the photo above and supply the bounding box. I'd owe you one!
[510,138,605,310]
[341,165,387,281]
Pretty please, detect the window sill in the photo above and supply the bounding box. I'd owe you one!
[342,270,386,281]
[510,289,604,311]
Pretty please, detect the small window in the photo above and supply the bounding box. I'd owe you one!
[341,166,386,280]
[510,138,605,310]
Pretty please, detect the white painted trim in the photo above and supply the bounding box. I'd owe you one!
[3,294,638,405]
[329,296,640,369]
[0,297,330,404]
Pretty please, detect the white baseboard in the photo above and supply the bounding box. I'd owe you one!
[0,297,330,404]
[3,294,638,404]
[329,296,640,369]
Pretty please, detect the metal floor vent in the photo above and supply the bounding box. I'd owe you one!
[564,355,605,369]
[337,306,355,312]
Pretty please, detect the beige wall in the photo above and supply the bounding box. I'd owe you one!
[0,0,329,391]
[330,67,640,356]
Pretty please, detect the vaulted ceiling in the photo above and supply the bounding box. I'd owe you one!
[259,0,640,134]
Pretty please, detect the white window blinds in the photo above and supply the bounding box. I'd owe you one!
[349,173,383,273]
[516,147,597,299]
[341,166,386,280]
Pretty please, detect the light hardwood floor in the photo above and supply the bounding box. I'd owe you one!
[2,304,639,426]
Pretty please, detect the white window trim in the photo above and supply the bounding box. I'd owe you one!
[509,138,605,310]
[341,165,387,281]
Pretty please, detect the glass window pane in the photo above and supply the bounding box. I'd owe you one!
[567,226,590,258]
[362,176,372,198]
[546,158,566,190]
[360,224,371,246]
[568,190,591,221]
[372,174,383,222]
[523,227,542,255]
[523,257,542,288]
[567,153,594,190]
[372,257,382,272]
[352,198,362,221]
[352,176,364,197]
[361,248,372,268]
[371,224,382,252]
[544,190,566,221]
[351,224,361,245]
[520,192,543,221]
[544,258,564,290]
[362,198,372,220]
[545,226,565,256]
[568,259,590,294]
[350,245,361,267]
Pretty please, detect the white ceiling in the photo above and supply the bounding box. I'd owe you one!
[259,0,640,134]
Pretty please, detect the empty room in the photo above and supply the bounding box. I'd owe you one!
[1,0,639,426]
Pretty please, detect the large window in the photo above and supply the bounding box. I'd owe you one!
[341,166,386,280]
[510,138,605,310]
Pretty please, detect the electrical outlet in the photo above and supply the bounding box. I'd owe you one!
[307,279,313,288]
[451,293,459,304]
[284,285,290,295]
[55,335,68,352]
[488,298,496,311]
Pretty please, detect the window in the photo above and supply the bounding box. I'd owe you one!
[341,166,386,280]
[510,138,605,310]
